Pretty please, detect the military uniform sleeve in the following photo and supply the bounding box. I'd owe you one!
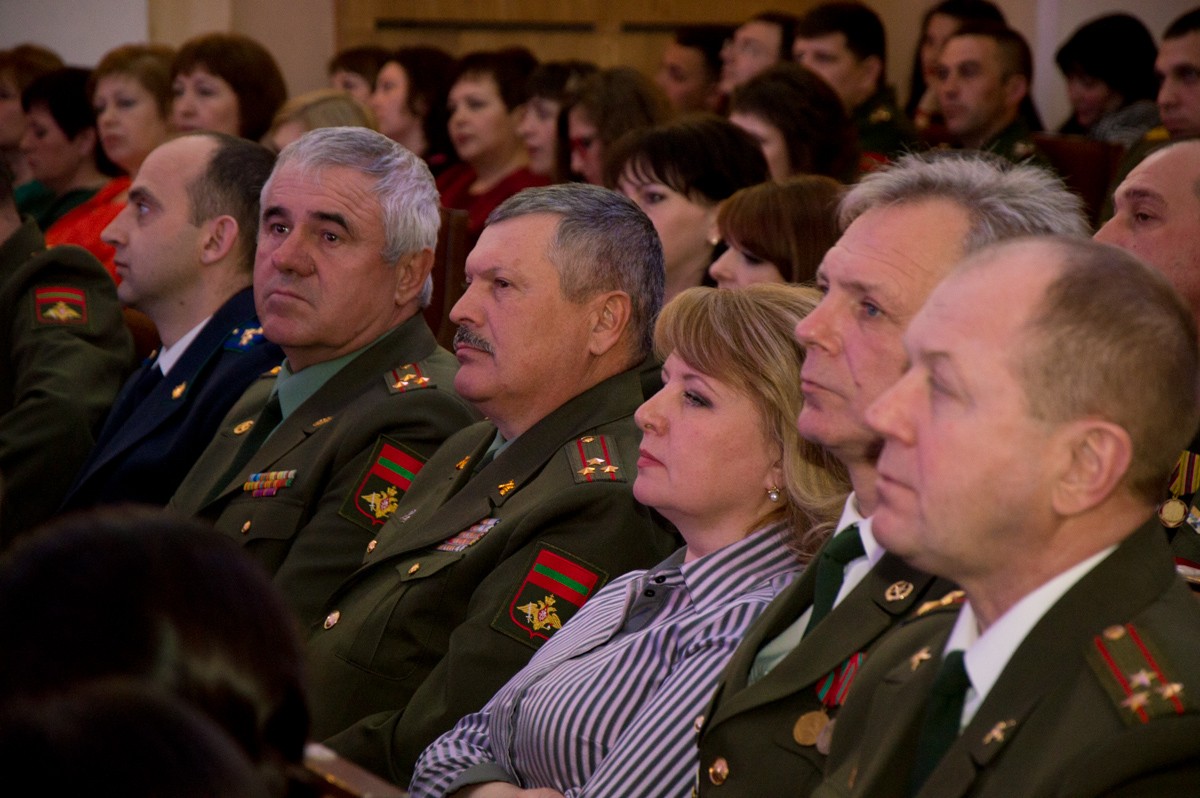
[324,485,674,785]
[0,246,131,539]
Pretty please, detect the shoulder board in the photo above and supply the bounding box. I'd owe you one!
[563,434,627,484]
[224,325,267,352]
[385,363,436,394]
[32,285,88,327]
[1087,622,1193,725]
[916,589,966,617]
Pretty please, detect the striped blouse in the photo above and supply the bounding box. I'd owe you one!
[410,524,801,797]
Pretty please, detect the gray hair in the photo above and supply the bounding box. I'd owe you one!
[840,152,1090,250]
[488,184,665,361]
[265,126,440,263]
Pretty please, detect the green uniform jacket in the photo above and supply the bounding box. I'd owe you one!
[818,521,1200,798]
[855,86,920,167]
[980,119,1052,171]
[696,536,952,797]
[0,218,131,540]
[313,368,679,785]
[168,315,478,626]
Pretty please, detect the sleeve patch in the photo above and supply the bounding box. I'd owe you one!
[225,325,266,351]
[385,363,436,394]
[1087,623,1191,726]
[564,434,627,484]
[338,436,427,530]
[492,544,608,650]
[33,285,88,326]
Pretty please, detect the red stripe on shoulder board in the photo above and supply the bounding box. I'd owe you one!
[536,548,600,592]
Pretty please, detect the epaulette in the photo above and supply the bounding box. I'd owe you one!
[564,434,626,484]
[385,362,435,394]
[224,325,266,352]
[916,589,966,617]
[1087,622,1193,725]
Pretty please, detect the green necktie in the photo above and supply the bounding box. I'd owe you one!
[908,649,971,795]
[803,523,865,637]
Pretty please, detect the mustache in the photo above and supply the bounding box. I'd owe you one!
[453,326,494,355]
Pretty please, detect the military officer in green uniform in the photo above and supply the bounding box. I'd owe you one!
[935,23,1050,170]
[1097,139,1200,590]
[794,2,920,168]
[307,184,678,786]
[168,128,478,625]
[694,154,1087,797]
[818,238,1200,798]
[0,159,131,540]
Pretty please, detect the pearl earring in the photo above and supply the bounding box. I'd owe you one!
[767,486,781,502]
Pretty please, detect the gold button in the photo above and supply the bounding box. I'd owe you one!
[367,539,377,553]
[1104,625,1126,640]
[408,562,421,575]
[240,521,251,534]
[708,757,729,785]
[233,420,254,435]
[323,610,340,629]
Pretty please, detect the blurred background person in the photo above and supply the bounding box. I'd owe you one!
[519,59,595,181]
[89,44,174,178]
[327,44,392,106]
[729,62,859,183]
[18,67,125,279]
[0,507,309,797]
[369,46,457,175]
[567,66,669,185]
[171,32,287,142]
[437,48,548,245]
[719,11,799,95]
[411,284,849,797]
[263,88,375,152]
[609,115,768,302]
[1055,13,1160,147]
[0,44,62,188]
[710,175,841,289]
[656,25,730,115]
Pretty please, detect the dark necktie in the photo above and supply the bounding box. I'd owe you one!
[908,650,971,795]
[803,523,866,637]
[201,394,283,507]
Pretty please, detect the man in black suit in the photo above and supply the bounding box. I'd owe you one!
[61,133,281,511]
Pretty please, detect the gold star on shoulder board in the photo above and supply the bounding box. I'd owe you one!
[1122,691,1150,712]
[1158,682,1184,700]
[578,466,596,476]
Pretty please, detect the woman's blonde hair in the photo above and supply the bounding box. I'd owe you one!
[264,89,376,150]
[654,285,850,561]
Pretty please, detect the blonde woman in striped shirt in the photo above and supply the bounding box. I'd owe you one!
[411,284,849,798]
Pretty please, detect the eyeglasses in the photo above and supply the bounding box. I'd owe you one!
[569,135,597,157]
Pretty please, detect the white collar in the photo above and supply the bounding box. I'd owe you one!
[155,315,212,376]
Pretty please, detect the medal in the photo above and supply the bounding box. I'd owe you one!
[1160,497,1189,528]
[792,710,830,746]
[1162,452,1200,528]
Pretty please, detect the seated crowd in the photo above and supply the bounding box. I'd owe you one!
[3,4,1200,797]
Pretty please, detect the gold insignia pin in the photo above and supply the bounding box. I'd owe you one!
[586,457,605,465]
[1128,669,1156,689]
[1158,682,1184,699]
[269,365,281,375]
[1104,625,1126,641]
[455,456,471,470]
[1122,691,1150,712]
[171,381,187,399]
[311,416,333,428]
[407,563,421,575]
[578,466,596,476]
[581,436,595,443]
[983,719,1016,745]
[601,465,619,474]
[498,480,515,496]
[910,646,932,671]
[234,420,255,435]
[885,580,914,602]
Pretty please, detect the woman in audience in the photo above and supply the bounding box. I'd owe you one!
[519,59,596,181]
[1054,14,1159,147]
[328,44,392,106]
[566,67,669,185]
[411,284,849,798]
[369,46,458,175]
[729,63,858,183]
[170,33,287,142]
[18,67,126,278]
[89,44,174,177]
[263,88,375,152]
[0,44,62,188]
[0,507,309,798]
[710,175,841,289]
[437,49,549,244]
[608,115,768,302]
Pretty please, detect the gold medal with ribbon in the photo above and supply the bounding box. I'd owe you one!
[1160,451,1200,528]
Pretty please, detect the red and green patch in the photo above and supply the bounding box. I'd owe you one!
[493,545,606,649]
[34,286,87,326]
[339,436,426,530]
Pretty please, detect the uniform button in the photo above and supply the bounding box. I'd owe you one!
[708,757,729,785]
[240,520,251,535]
[323,610,340,629]
[367,540,377,553]
[693,714,704,733]
[644,589,655,597]
[408,562,421,575]
[654,575,667,584]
